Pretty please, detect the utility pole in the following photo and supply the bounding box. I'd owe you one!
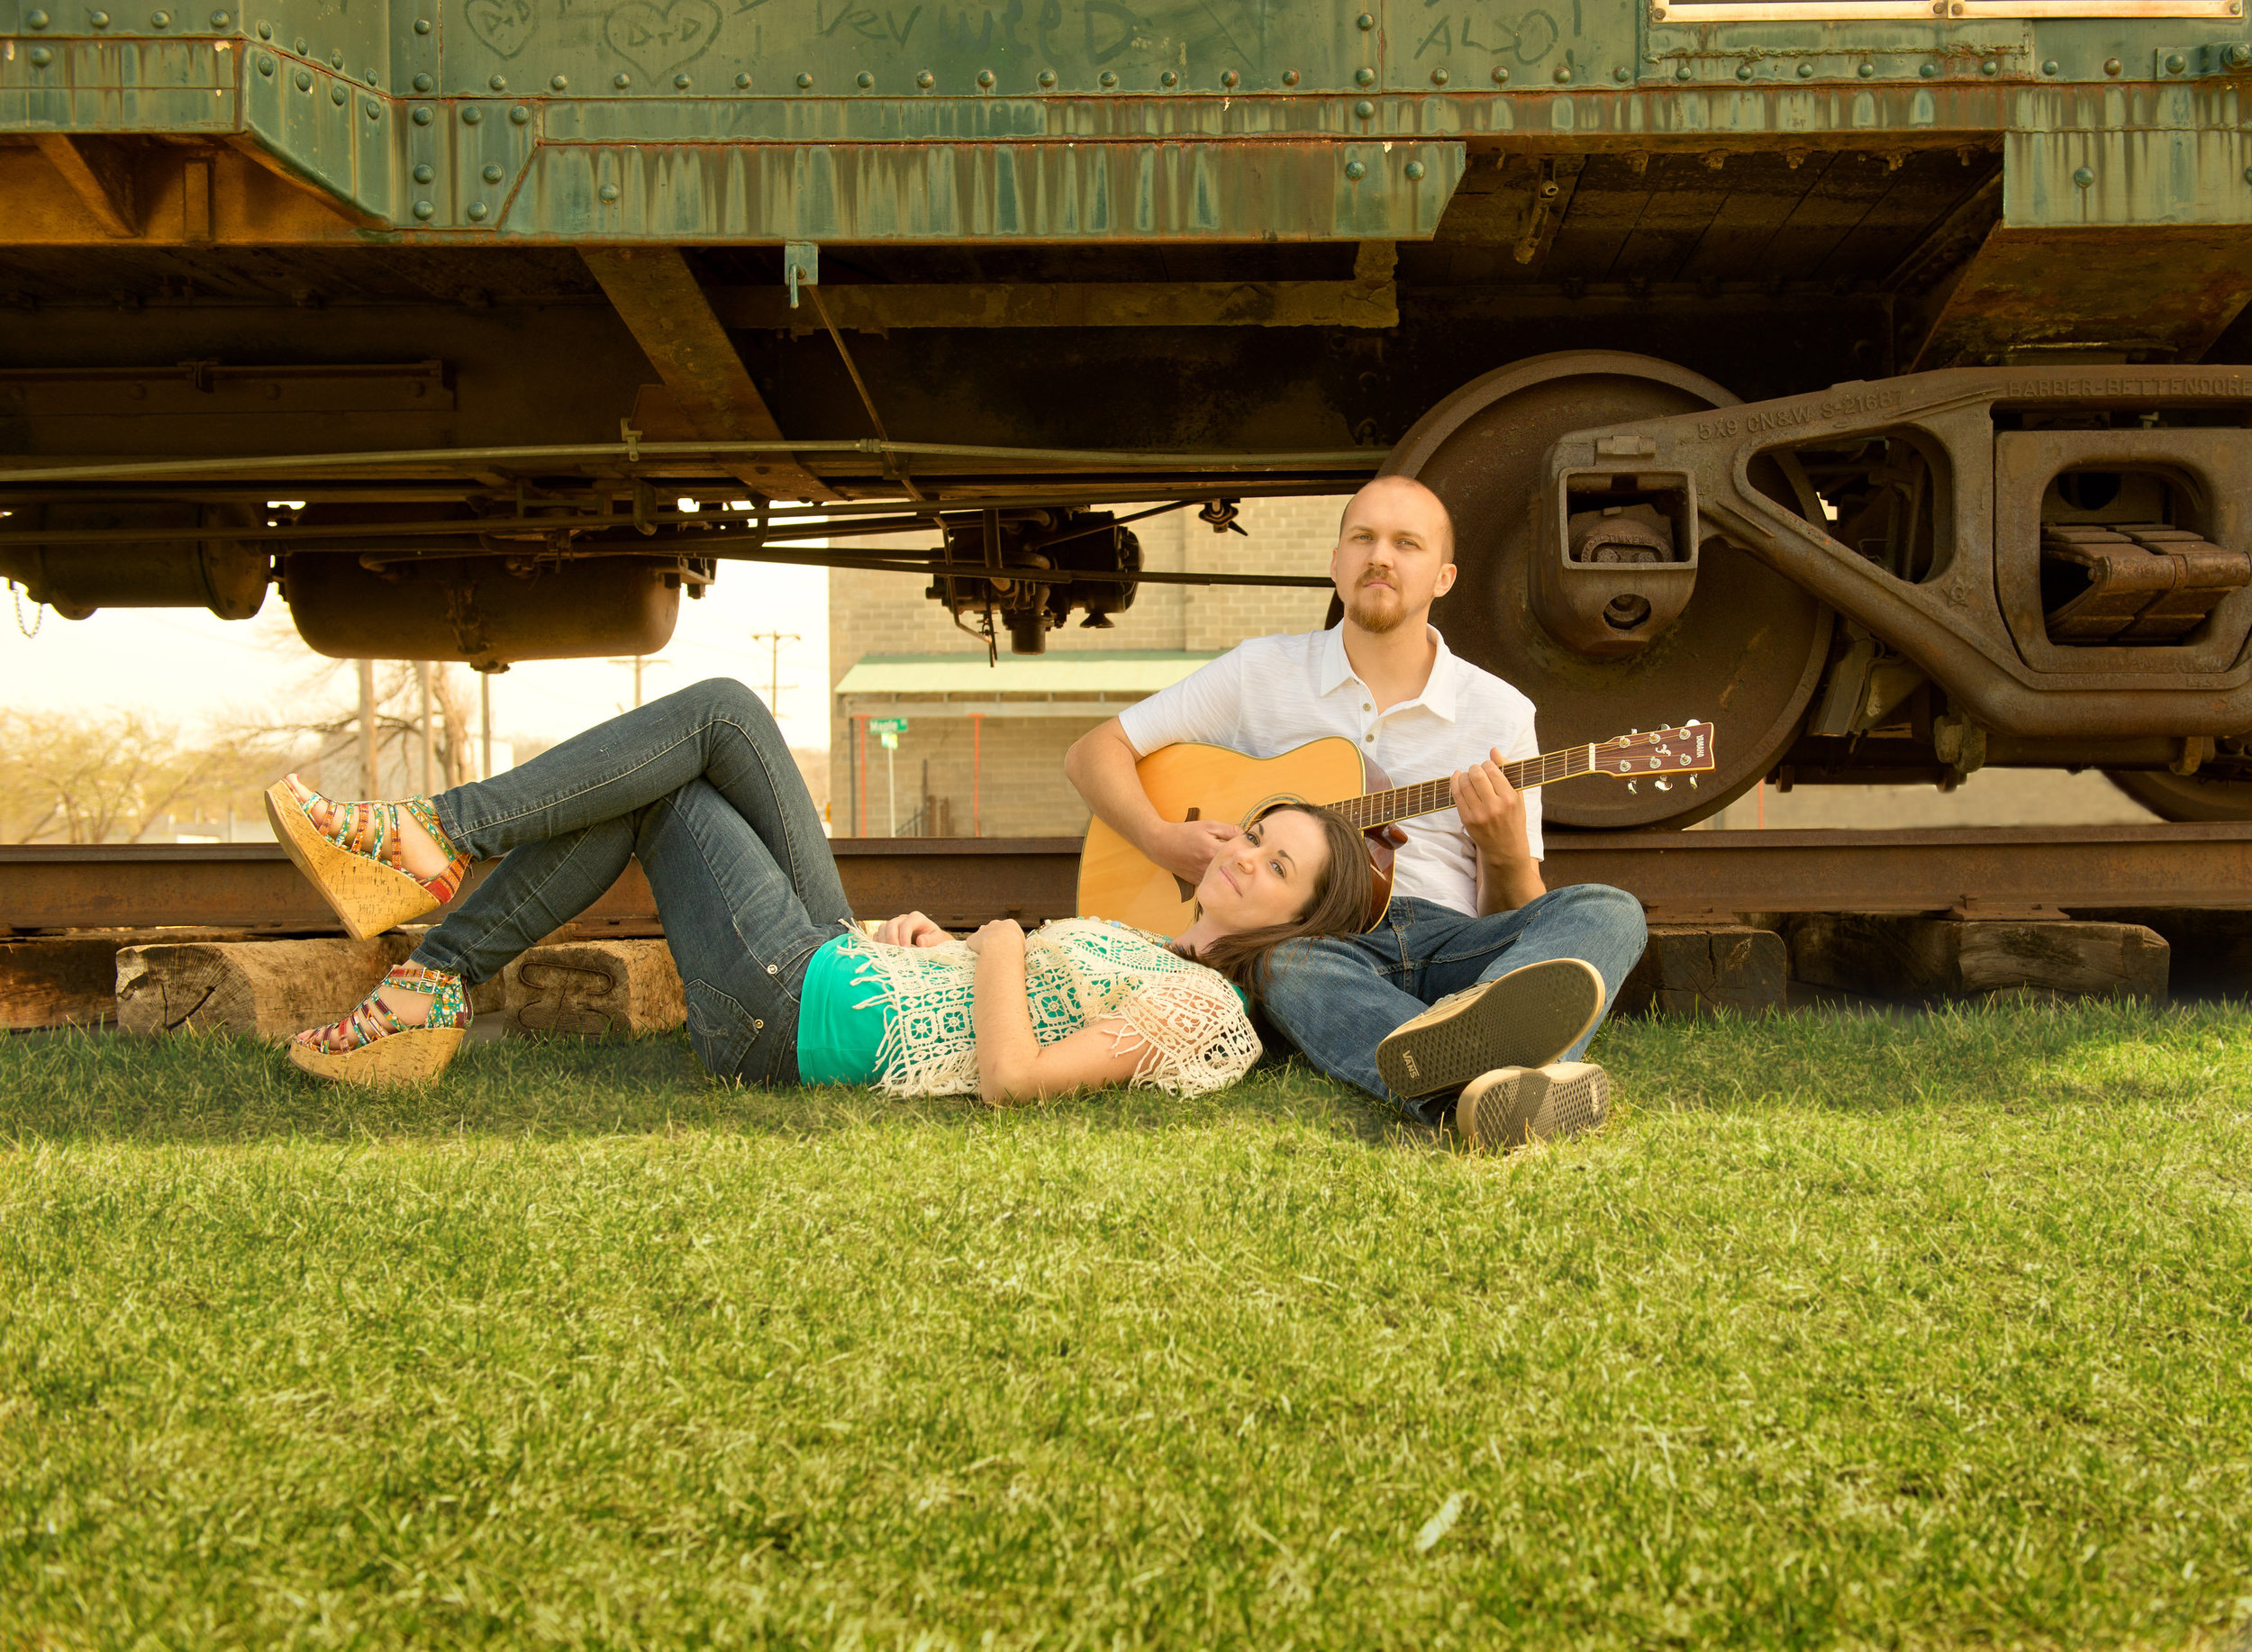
[747,631,799,715]
[606,654,670,709]
[357,659,378,796]
[416,661,434,794]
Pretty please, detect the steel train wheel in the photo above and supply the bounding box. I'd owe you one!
[1384,351,1835,831]
[2103,768,2252,822]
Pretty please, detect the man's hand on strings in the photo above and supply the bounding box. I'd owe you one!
[1450,746,1534,867]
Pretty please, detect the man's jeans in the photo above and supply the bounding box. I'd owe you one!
[1260,885,1648,1121]
[409,678,854,1085]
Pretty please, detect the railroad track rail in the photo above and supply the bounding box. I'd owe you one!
[5,826,2252,936]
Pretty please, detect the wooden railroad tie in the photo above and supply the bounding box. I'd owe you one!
[101,937,686,1041]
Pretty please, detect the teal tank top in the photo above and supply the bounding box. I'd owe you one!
[795,933,889,1085]
[794,929,1251,1087]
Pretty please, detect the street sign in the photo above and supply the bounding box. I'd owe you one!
[867,716,909,734]
[879,731,899,749]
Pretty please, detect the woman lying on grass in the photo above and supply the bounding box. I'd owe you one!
[264,677,1374,1101]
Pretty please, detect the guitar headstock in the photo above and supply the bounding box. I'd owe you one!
[1593,722,1714,778]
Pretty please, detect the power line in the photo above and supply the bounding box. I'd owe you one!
[747,631,799,719]
[604,654,674,709]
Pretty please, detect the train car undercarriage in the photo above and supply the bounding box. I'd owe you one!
[8,120,2252,829]
[14,345,2250,828]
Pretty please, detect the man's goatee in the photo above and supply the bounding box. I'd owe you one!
[1348,594,1406,634]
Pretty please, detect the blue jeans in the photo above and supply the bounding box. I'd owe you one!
[1259,886,1649,1121]
[408,678,854,1084]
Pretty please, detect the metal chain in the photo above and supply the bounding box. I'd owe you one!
[9,579,42,639]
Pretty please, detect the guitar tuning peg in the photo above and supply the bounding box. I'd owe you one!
[1688,776,1698,788]
[1654,778,1672,791]
[1626,780,1638,794]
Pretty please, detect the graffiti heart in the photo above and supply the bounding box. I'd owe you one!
[603,0,724,78]
[463,0,539,58]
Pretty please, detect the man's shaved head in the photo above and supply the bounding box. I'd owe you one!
[1330,475,1457,635]
[1338,476,1456,559]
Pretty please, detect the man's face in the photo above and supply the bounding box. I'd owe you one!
[1330,479,1457,635]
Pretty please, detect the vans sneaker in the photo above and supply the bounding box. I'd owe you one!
[1375,958,1605,1100]
[1451,1061,1612,1154]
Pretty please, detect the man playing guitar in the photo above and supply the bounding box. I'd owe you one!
[1064,476,1649,1151]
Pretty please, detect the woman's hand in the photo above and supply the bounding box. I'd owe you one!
[966,917,1025,958]
[873,911,950,948]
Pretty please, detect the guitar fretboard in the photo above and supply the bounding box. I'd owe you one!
[1324,747,1596,831]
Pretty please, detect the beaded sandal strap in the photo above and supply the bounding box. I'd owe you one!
[293,963,469,1055]
[296,988,404,1056]
[380,961,472,1029]
[398,798,472,903]
[286,778,471,904]
[398,796,460,862]
[323,799,388,864]
[289,780,404,873]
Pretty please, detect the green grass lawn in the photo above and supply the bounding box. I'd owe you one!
[5,1004,2251,1649]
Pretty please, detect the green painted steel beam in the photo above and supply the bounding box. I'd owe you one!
[6,0,2252,240]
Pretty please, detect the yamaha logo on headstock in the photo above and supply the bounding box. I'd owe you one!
[1595,720,1715,776]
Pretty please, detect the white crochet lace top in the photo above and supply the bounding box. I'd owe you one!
[831,917,1261,1100]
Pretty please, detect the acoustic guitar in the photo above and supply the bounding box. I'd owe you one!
[1076,723,1715,937]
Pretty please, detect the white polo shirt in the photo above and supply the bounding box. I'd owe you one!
[1115,624,1542,915]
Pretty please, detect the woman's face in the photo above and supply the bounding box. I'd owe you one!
[1194,808,1332,935]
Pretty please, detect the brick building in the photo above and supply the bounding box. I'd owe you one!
[830,495,1348,838]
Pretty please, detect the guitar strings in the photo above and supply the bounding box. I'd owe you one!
[1331,747,1595,828]
[1320,729,1703,828]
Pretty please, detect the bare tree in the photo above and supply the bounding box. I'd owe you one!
[433,664,479,786]
[0,709,290,844]
[224,658,481,794]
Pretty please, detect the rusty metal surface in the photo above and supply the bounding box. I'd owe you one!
[0,840,1086,937]
[1911,223,2252,368]
[1385,349,1834,831]
[7,829,2251,937]
[580,248,834,502]
[1543,823,2252,919]
[2040,522,2251,642]
[1555,364,2252,742]
[0,438,1381,488]
[709,281,1401,331]
[521,140,1466,244]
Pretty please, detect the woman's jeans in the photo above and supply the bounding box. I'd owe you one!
[407,678,853,1084]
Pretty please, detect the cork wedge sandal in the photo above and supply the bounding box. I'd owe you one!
[289,962,472,1088]
[265,775,471,940]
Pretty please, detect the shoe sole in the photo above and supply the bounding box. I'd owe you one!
[1457,1061,1611,1153]
[266,781,440,941]
[289,1024,466,1088]
[1376,958,1604,1100]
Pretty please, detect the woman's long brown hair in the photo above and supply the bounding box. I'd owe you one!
[1168,803,1375,1008]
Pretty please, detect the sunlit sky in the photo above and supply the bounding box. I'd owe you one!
[2,559,831,753]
